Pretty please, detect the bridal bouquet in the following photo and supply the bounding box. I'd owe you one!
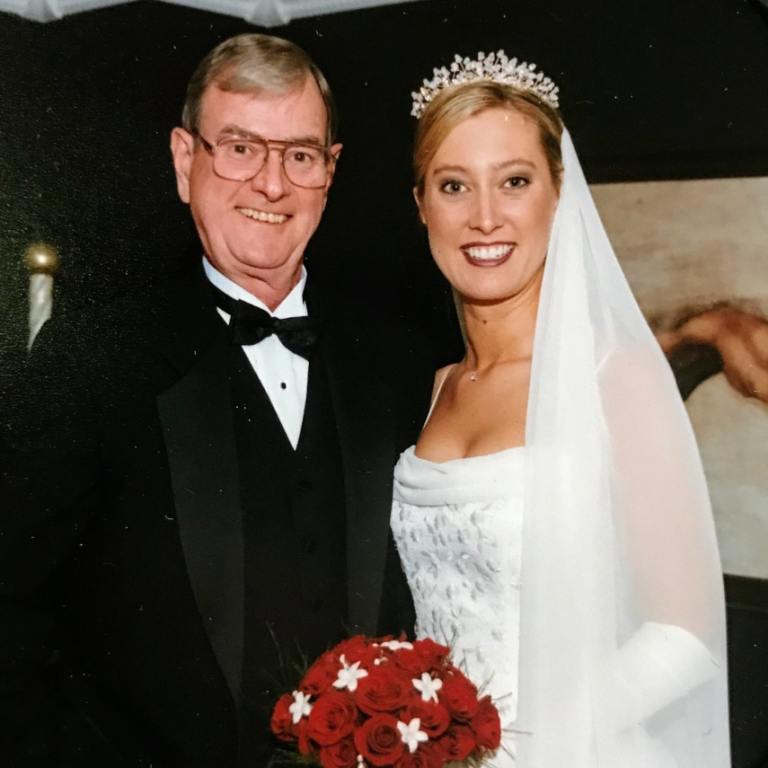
[270,635,501,768]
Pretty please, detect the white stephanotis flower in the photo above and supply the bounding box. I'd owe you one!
[397,717,429,753]
[333,654,369,692]
[412,672,443,702]
[379,639,414,651]
[289,690,312,724]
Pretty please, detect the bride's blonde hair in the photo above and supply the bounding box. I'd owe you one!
[413,80,564,196]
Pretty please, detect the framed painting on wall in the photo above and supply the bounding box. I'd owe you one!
[592,176,768,580]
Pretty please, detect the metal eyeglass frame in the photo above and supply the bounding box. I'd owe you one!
[193,131,337,189]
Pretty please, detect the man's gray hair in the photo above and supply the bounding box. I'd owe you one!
[181,33,338,144]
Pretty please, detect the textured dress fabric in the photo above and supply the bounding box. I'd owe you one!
[392,445,525,767]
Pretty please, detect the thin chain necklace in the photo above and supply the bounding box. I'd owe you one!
[465,356,527,381]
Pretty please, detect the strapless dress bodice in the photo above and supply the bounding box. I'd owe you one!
[391,446,525,766]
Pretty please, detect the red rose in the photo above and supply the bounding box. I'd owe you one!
[390,647,423,677]
[413,639,450,671]
[396,741,443,768]
[297,719,312,756]
[270,693,295,743]
[354,665,414,715]
[438,669,479,721]
[437,724,476,762]
[306,691,358,746]
[354,713,405,766]
[400,701,450,738]
[319,736,357,768]
[470,695,501,750]
[302,651,342,696]
[335,635,379,666]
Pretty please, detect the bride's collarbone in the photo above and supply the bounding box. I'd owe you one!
[440,367,529,421]
[416,362,528,461]
[456,354,532,382]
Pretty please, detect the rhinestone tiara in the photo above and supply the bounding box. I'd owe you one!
[411,50,560,119]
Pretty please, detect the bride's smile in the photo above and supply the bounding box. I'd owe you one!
[461,241,516,266]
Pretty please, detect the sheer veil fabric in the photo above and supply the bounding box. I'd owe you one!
[514,129,730,766]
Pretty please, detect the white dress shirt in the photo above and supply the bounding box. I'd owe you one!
[203,257,309,449]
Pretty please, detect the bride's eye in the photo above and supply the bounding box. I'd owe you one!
[504,176,529,189]
[439,179,467,195]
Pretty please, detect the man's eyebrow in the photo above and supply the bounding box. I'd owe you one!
[217,124,325,145]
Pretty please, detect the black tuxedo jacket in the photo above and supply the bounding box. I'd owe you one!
[0,263,435,767]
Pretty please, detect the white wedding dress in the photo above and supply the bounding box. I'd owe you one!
[392,432,727,768]
[389,374,720,768]
[390,438,722,768]
[392,442,524,767]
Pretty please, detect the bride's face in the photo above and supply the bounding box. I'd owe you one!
[416,107,559,304]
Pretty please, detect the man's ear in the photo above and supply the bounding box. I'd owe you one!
[413,186,427,225]
[170,127,194,204]
[324,143,343,192]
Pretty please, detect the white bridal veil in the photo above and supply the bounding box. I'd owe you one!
[514,128,730,766]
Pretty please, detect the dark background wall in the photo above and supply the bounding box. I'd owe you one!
[1,0,767,366]
[0,1,767,764]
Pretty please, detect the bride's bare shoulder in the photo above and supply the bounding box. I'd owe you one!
[431,364,456,399]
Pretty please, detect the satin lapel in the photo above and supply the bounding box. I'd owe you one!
[321,329,397,636]
[155,271,244,706]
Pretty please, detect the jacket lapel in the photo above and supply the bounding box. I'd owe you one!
[155,269,244,706]
[320,325,398,636]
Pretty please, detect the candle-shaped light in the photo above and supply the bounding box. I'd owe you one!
[24,242,59,351]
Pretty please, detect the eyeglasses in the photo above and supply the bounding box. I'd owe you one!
[194,132,336,189]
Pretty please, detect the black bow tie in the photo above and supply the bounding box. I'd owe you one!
[210,284,321,359]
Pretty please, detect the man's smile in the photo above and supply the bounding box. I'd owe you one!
[236,206,290,224]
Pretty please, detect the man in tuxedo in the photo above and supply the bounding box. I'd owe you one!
[0,33,431,766]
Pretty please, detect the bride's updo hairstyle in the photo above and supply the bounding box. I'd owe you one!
[413,81,564,195]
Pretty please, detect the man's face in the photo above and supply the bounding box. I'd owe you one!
[171,76,341,297]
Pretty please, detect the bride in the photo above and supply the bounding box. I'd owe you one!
[391,53,730,767]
